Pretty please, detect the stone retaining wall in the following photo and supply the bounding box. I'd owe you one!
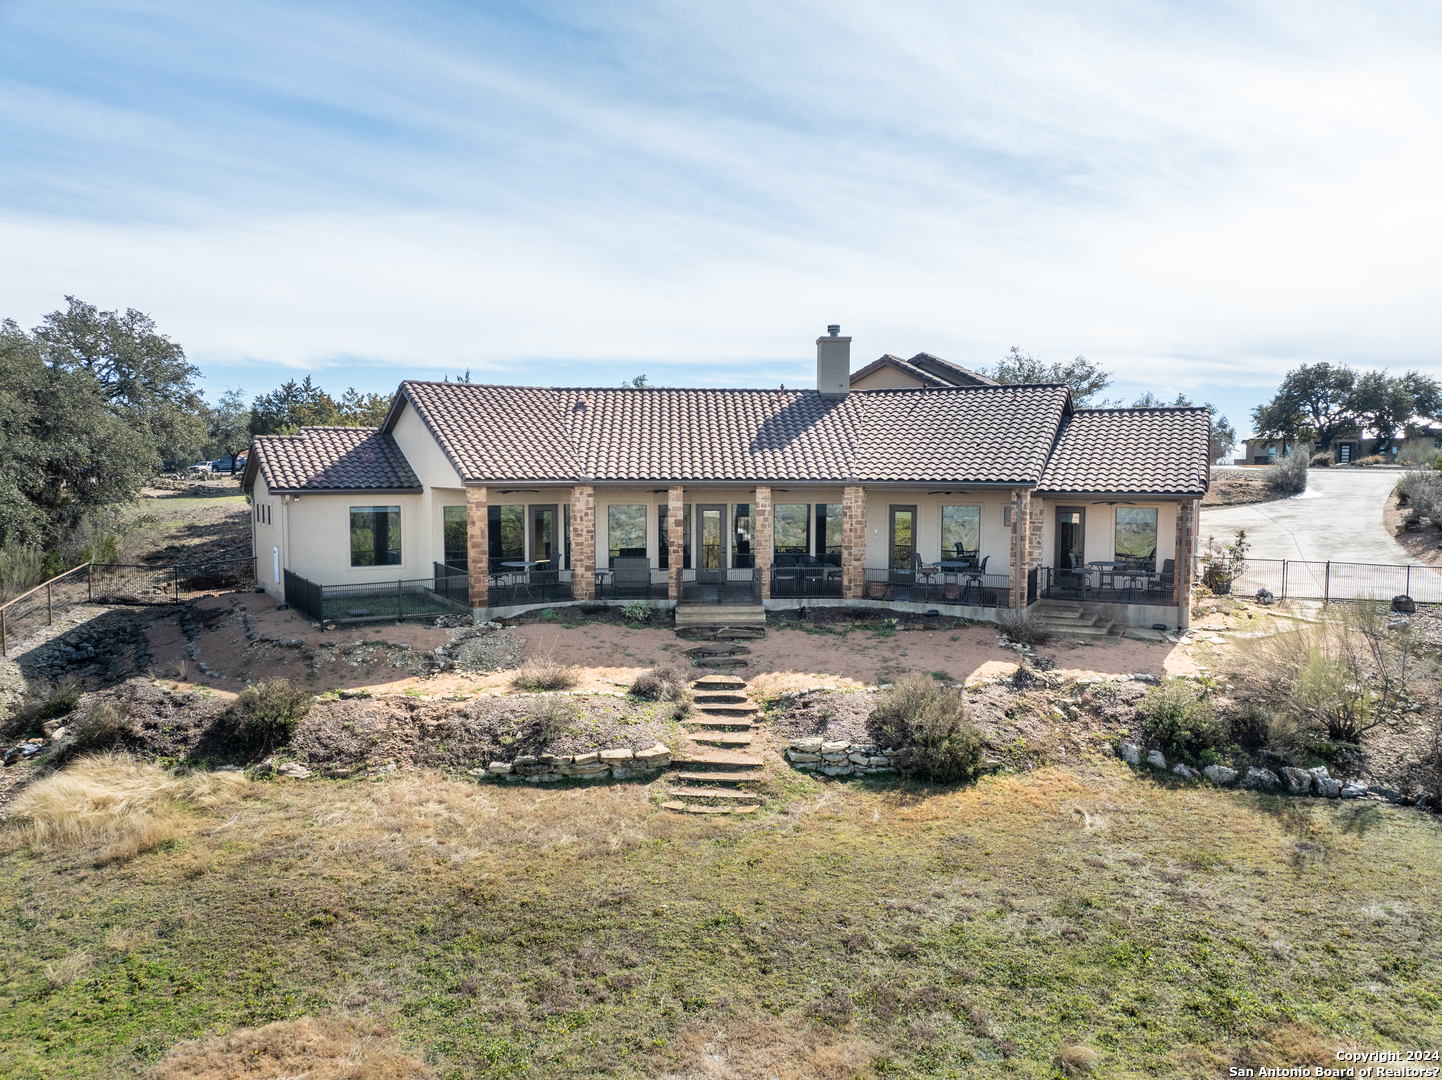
[786,737,894,777]
[471,742,671,783]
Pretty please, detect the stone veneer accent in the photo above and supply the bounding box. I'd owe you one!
[754,486,772,600]
[570,485,596,601]
[1173,498,1197,608]
[465,485,488,609]
[667,486,684,600]
[1009,489,1031,610]
[841,485,866,599]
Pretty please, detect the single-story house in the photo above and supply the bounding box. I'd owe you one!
[848,352,997,391]
[243,327,1210,629]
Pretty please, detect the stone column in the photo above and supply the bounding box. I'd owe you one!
[466,485,488,610]
[667,486,684,601]
[754,486,773,600]
[1008,489,1030,610]
[841,485,867,600]
[1173,498,1197,612]
[570,485,596,601]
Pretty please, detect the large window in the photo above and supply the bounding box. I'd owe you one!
[443,505,467,567]
[350,506,401,566]
[608,504,647,563]
[941,506,981,559]
[815,503,842,563]
[732,504,754,568]
[774,504,810,555]
[488,504,524,569]
[1115,507,1158,569]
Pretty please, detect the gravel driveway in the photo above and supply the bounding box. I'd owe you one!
[1200,468,1408,563]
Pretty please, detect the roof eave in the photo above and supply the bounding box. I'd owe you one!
[270,486,425,496]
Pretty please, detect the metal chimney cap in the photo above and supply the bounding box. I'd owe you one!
[827,324,841,336]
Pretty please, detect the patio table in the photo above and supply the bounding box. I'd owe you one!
[501,561,541,599]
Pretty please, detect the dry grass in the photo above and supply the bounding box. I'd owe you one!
[2,752,249,862]
[43,950,92,989]
[147,1016,432,1079]
[1054,1042,1099,1075]
[656,1019,873,1080]
[510,653,580,692]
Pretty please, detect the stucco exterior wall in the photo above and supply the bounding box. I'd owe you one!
[279,492,426,587]
[850,367,924,390]
[251,474,284,599]
[1035,498,1179,569]
[860,490,1015,571]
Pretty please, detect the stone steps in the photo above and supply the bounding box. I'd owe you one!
[674,770,764,784]
[692,675,747,691]
[693,703,758,719]
[675,605,767,629]
[667,786,760,802]
[661,801,758,815]
[685,717,757,730]
[693,691,749,705]
[688,730,754,747]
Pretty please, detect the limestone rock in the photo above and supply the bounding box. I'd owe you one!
[252,759,276,777]
[1317,777,1343,798]
[1172,763,1198,779]
[487,761,513,775]
[1119,741,1141,765]
[599,748,634,762]
[867,755,891,766]
[787,751,822,763]
[848,752,869,765]
[634,743,672,767]
[1308,765,1331,780]
[1339,780,1367,799]
[791,737,823,753]
[1203,765,1238,785]
[1146,750,1167,769]
[1243,767,1280,790]
[1372,785,1404,803]
[513,755,538,767]
[1281,767,1313,796]
[571,751,599,766]
[820,764,853,777]
[821,741,850,753]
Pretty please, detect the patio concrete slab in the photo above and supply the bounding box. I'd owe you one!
[1200,469,1406,564]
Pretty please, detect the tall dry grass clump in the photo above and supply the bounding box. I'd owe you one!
[629,663,691,701]
[511,652,579,692]
[1265,449,1308,494]
[3,752,248,861]
[147,1016,433,1079]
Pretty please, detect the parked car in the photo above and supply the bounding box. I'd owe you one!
[188,461,214,474]
[210,455,247,473]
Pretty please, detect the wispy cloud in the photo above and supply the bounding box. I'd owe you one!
[2,0,1440,428]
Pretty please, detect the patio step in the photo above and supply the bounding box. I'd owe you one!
[675,604,767,629]
[1033,601,1122,638]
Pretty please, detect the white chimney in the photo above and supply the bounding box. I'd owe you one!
[816,324,851,396]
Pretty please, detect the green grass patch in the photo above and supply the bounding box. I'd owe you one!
[0,765,1437,1077]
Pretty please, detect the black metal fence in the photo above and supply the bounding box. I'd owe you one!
[1204,557,1442,604]
[1033,565,1174,606]
[284,569,474,627]
[861,567,1011,607]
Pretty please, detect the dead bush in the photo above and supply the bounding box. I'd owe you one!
[227,678,312,749]
[996,606,1051,646]
[67,701,134,754]
[629,663,691,701]
[867,674,984,784]
[529,696,575,745]
[511,653,579,692]
[1265,450,1308,494]
[1054,1043,1100,1076]
[146,1015,433,1079]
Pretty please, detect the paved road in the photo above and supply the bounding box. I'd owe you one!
[1200,469,1407,563]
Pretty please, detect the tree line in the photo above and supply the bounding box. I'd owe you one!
[1250,363,1440,453]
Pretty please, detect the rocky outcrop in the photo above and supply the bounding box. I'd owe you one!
[1204,764,1238,785]
[1243,767,1280,790]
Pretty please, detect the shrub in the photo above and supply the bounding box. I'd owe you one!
[1398,464,1442,523]
[0,543,44,602]
[1137,680,1222,763]
[1356,454,1385,466]
[228,678,312,749]
[511,654,579,692]
[530,697,575,745]
[629,663,691,701]
[1199,530,1249,594]
[1264,450,1308,494]
[996,606,1051,646]
[620,601,654,624]
[1396,438,1441,469]
[1309,450,1333,467]
[867,674,984,784]
[67,702,134,754]
[41,677,82,719]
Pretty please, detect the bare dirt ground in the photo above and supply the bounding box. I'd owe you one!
[1202,468,1284,507]
[1384,489,1442,567]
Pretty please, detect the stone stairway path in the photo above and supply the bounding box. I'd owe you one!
[663,673,765,816]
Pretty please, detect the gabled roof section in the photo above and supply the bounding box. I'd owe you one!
[850,353,997,388]
[851,385,1071,483]
[389,382,582,482]
[245,427,422,493]
[1037,408,1212,496]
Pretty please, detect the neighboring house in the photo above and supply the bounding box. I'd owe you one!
[848,352,997,390]
[1235,438,1310,466]
[243,327,1210,629]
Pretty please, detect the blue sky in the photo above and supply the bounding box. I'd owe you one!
[3,1,1441,440]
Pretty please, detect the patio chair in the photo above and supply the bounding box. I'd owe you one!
[772,553,803,596]
[530,566,560,600]
[961,555,989,605]
[1055,553,1087,598]
[612,556,652,598]
[1148,559,1176,601]
[912,551,941,598]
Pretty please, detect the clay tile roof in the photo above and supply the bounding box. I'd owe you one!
[1037,407,1212,495]
[851,385,1070,483]
[249,427,421,493]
